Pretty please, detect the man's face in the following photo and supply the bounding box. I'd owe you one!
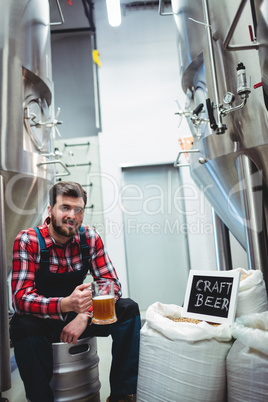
[48,195,85,239]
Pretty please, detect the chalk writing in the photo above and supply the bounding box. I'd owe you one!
[188,275,234,318]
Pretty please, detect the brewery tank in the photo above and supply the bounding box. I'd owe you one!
[171,0,268,283]
[0,0,56,392]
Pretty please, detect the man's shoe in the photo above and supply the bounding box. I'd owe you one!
[106,395,136,402]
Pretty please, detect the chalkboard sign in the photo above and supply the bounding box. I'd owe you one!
[182,270,241,324]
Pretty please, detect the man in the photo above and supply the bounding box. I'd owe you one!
[10,181,140,402]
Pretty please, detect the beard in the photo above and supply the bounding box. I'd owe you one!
[51,213,81,238]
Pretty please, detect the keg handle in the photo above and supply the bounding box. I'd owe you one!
[69,343,90,355]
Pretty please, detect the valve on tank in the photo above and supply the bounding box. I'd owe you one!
[206,62,251,134]
[175,97,210,139]
[237,62,251,98]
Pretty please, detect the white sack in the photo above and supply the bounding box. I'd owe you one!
[145,301,232,341]
[227,312,268,402]
[232,311,268,355]
[234,267,268,317]
[137,302,232,402]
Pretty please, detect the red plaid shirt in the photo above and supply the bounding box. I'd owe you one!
[12,217,122,320]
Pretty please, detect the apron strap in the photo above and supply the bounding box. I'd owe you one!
[79,226,91,273]
[34,227,50,270]
[34,226,90,274]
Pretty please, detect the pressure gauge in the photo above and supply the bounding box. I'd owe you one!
[223,92,235,105]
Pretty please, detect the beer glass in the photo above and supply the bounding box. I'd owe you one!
[91,279,117,324]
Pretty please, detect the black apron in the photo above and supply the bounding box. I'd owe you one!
[34,226,90,298]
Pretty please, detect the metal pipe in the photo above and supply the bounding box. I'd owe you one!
[37,160,71,177]
[85,204,94,209]
[64,142,90,148]
[202,0,226,134]
[0,175,11,393]
[91,34,102,131]
[221,97,247,116]
[81,183,93,187]
[51,27,94,35]
[49,0,65,26]
[174,149,200,168]
[212,208,233,271]
[223,0,259,50]
[158,0,173,16]
[223,43,259,51]
[65,162,92,168]
[236,154,268,292]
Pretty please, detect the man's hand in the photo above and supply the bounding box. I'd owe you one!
[60,313,89,344]
[60,283,92,313]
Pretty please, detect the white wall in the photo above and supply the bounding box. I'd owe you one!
[94,2,183,295]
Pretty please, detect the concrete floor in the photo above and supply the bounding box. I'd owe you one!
[2,336,112,402]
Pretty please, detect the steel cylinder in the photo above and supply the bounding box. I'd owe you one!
[50,337,101,402]
[171,0,268,251]
[0,0,55,392]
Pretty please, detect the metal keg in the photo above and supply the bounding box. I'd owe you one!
[50,337,101,402]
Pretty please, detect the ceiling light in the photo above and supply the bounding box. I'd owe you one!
[106,0,121,27]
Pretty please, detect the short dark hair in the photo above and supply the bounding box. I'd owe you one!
[49,181,87,209]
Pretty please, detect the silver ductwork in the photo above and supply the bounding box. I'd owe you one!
[0,0,56,392]
[172,0,268,284]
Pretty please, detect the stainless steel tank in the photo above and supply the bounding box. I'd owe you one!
[0,0,56,392]
[172,0,268,284]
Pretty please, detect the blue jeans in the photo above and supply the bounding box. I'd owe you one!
[10,298,141,402]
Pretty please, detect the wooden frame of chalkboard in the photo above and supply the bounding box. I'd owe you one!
[182,270,241,324]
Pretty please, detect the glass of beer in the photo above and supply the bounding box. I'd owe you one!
[91,280,117,325]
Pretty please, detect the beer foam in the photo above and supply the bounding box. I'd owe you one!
[93,295,114,300]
